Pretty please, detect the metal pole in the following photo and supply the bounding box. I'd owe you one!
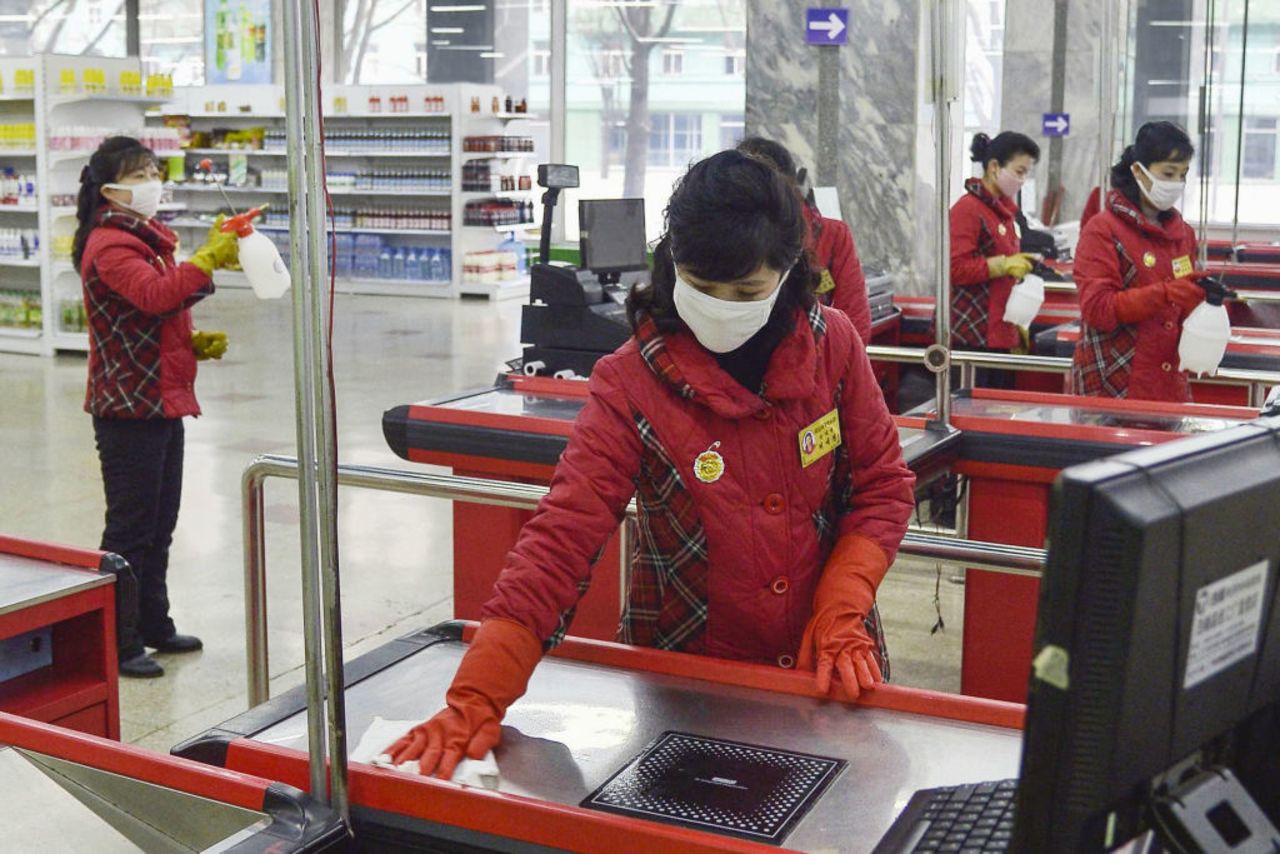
[930,0,958,427]
[549,0,568,245]
[1229,0,1251,259]
[296,0,350,822]
[1098,0,1116,198]
[242,467,270,706]
[279,0,328,803]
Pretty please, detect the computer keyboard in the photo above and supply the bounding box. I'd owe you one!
[873,778,1018,853]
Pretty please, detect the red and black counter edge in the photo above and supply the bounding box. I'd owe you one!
[0,712,347,852]
[906,389,1257,470]
[1034,321,1280,373]
[171,620,1023,852]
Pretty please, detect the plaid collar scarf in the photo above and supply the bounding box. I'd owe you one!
[96,207,178,257]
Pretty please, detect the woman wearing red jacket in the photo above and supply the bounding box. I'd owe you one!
[737,136,873,342]
[1070,122,1207,402]
[950,131,1040,385]
[388,150,916,778]
[74,137,239,677]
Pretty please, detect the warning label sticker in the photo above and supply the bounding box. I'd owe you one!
[1183,560,1270,690]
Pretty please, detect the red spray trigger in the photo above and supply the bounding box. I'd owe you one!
[221,205,267,237]
[198,158,213,172]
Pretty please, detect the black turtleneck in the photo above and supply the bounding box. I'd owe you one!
[712,302,795,394]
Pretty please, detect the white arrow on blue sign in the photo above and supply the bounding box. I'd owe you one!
[806,8,849,45]
[1042,113,1070,137]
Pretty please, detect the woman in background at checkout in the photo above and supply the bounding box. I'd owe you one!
[949,131,1041,387]
[736,136,873,343]
[386,151,916,779]
[74,137,240,678]
[1070,121,1207,403]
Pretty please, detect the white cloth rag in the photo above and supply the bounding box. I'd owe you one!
[349,716,500,790]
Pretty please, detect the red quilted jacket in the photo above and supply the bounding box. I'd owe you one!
[80,209,213,419]
[1070,191,1199,402]
[805,206,872,343]
[949,178,1022,350]
[483,304,916,667]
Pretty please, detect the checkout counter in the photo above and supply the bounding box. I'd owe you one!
[908,388,1258,701]
[382,373,959,643]
[174,620,1021,853]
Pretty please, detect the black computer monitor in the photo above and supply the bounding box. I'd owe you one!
[1013,418,1280,851]
[579,198,648,278]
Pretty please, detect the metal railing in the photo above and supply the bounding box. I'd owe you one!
[242,454,1048,708]
[865,344,1280,407]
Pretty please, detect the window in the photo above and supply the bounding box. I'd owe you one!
[1,0,127,56]
[532,49,551,78]
[1274,47,1280,75]
[342,0,426,83]
[719,114,745,149]
[140,0,205,85]
[649,113,702,168]
[1243,118,1278,180]
[595,49,626,79]
[564,0,745,240]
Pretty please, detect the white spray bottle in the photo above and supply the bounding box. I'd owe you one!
[220,205,290,299]
[1178,277,1234,377]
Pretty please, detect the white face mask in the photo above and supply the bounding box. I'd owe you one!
[104,179,163,219]
[672,264,788,354]
[995,167,1024,198]
[1135,163,1184,211]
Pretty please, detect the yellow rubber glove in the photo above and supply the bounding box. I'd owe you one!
[188,215,239,275]
[191,330,228,361]
[987,253,1036,281]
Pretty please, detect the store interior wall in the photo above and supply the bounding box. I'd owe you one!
[1000,0,1104,223]
[745,0,927,295]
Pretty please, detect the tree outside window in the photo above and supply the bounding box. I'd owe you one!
[342,0,427,84]
[1243,117,1277,180]
[0,0,126,56]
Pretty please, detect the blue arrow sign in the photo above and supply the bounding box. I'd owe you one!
[1042,113,1071,137]
[806,8,849,45]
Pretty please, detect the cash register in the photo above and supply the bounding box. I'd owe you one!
[520,165,647,377]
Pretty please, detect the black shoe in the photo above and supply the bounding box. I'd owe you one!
[119,653,164,678]
[146,633,203,653]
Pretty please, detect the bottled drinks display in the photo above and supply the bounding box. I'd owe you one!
[468,95,528,114]
[0,123,36,150]
[60,298,87,333]
[47,126,181,153]
[464,199,534,227]
[259,168,450,193]
[462,135,534,153]
[258,205,451,232]
[297,231,452,284]
[0,228,39,259]
[0,170,37,206]
[262,128,449,153]
[462,161,533,192]
[462,249,523,285]
[0,290,42,330]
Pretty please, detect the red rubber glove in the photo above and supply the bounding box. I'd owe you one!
[1113,276,1206,324]
[385,618,542,779]
[797,533,890,701]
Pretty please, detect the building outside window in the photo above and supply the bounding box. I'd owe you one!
[0,0,127,56]
[1243,116,1278,179]
[532,48,551,78]
[719,113,745,148]
[648,112,701,168]
[342,0,426,84]
[139,0,204,85]
[661,48,684,76]
[724,51,744,76]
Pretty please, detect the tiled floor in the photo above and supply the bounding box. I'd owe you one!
[0,288,962,754]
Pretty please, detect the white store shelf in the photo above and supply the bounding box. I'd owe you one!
[175,184,451,198]
[0,328,44,355]
[51,330,89,352]
[0,149,38,156]
[48,93,173,108]
[0,258,40,268]
[185,148,452,159]
[458,274,531,301]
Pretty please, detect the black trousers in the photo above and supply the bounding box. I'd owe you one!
[93,416,184,659]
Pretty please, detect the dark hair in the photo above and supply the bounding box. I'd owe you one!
[72,136,157,272]
[736,136,799,184]
[1110,120,1194,211]
[626,149,816,333]
[970,131,1041,171]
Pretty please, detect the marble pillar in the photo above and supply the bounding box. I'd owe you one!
[1001,0,1105,222]
[746,0,929,294]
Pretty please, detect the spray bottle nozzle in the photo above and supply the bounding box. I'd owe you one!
[220,205,267,238]
[1195,275,1238,307]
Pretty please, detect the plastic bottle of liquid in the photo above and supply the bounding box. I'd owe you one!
[1002,273,1045,328]
[392,247,405,278]
[428,247,444,282]
[378,247,393,279]
[1178,281,1232,376]
[220,207,289,298]
[404,247,420,281]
